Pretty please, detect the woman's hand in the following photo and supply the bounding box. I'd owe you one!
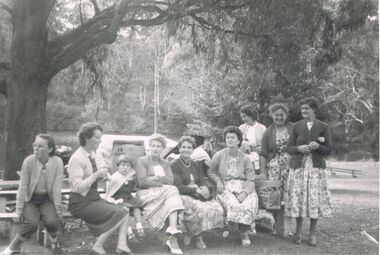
[187,183,198,189]
[13,213,22,223]
[95,168,109,179]
[297,145,311,154]
[216,180,224,194]
[309,141,320,151]
[237,192,248,203]
[196,186,210,199]
[126,170,136,181]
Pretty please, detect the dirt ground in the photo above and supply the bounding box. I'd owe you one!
[1,161,378,254]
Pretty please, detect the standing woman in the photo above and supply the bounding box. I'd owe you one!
[171,136,225,249]
[208,126,258,246]
[136,134,184,255]
[259,103,293,229]
[239,105,267,154]
[68,123,130,254]
[1,135,63,255]
[285,97,332,246]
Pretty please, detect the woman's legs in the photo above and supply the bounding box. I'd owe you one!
[168,211,179,232]
[92,214,128,254]
[116,215,131,252]
[309,218,318,245]
[294,217,303,244]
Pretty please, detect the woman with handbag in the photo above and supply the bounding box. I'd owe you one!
[208,126,258,246]
[285,97,332,246]
[171,136,225,250]
[259,103,293,232]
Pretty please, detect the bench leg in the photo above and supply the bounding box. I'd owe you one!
[0,197,6,237]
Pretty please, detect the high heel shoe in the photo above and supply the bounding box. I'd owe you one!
[116,247,132,254]
[166,236,183,255]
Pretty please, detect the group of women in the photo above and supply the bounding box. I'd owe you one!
[1,96,333,255]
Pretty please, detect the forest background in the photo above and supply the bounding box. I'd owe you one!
[0,0,378,179]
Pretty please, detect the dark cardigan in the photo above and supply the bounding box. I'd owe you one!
[287,119,332,169]
[171,158,210,201]
[259,122,294,163]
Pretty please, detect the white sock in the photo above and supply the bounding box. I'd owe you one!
[127,227,133,234]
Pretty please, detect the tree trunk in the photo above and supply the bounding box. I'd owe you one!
[4,0,52,180]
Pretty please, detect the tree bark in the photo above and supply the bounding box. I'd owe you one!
[4,0,53,180]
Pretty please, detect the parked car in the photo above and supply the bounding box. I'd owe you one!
[96,134,178,173]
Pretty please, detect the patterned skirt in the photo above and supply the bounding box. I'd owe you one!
[284,155,332,219]
[267,151,290,202]
[217,180,258,231]
[137,185,184,231]
[180,195,225,237]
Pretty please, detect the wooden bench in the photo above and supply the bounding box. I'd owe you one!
[0,211,75,247]
[0,187,105,246]
[326,166,363,178]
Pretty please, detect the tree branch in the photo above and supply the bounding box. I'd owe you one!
[0,2,13,15]
[89,0,100,14]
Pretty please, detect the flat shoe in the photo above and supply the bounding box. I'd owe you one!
[308,237,317,246]
[195,238,206,249]
[293,236,301,245]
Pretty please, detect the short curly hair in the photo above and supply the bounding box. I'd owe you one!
[149,133,167,148]
[299,96,320,111]
[223,126,243,146]
[269,103,289,116]
[178,136,196,148]
[78,122,103,147]
[240,104,258,121]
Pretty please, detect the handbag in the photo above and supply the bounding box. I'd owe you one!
[255,180,282,210]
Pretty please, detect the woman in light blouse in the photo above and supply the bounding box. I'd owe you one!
[68,123,130,254]
[136,134,184,255]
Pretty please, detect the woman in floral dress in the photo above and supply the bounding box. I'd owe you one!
[285,97,332,246]
[208,126,258,246]
[259,103,293,232]
[171,136,225,250]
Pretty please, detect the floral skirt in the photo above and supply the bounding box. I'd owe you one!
[180,195,225,237]
[217,180,258,231]
[284,155,332,219]
[267,152,290,202]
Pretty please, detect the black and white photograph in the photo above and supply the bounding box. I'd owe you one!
[0,0,378,254]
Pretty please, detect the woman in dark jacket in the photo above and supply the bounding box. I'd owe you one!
[171,136,224,250]
[284,97,332,246]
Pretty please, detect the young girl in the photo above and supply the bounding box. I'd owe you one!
[105,155,145,243]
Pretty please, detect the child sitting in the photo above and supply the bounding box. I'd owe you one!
[105,155,145,243]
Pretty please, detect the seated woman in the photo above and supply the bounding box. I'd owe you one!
[1,134,64,255]
[208,126,259,247]
[136,134,184,255]
[67,123,130,254]
[104,155,145,243]
[171,136,225,249]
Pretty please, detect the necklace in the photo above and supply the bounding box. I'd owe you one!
[179,157,192,168]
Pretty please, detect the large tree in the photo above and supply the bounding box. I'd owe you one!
[0,0,254,179]
[0,0,376,179]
